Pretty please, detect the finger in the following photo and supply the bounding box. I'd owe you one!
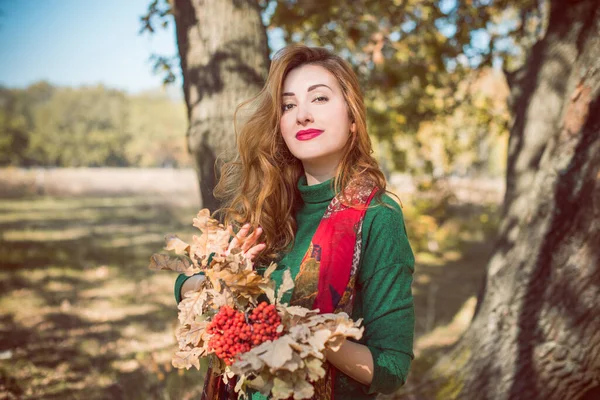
[245,243,266,261]
[241,226,263,252]
[229,223,250,251]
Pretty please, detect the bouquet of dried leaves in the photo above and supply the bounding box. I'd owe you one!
[149,209,364,399]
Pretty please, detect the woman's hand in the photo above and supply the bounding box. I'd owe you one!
[226,223,266,261]
[182,224,265,300]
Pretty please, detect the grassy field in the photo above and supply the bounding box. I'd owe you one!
[0,174,501,399]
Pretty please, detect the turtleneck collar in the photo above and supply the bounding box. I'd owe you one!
[297,175,336,204]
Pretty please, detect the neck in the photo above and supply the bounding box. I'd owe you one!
[302,159,340,186]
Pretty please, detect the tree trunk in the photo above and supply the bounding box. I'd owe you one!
[408,1,600,399]
[172,0,269,211]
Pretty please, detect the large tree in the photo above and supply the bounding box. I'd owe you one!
[406,1,600,398]
[143,0,270,210]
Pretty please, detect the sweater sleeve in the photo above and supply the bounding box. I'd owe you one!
[173,253,214,304]
[356,199,415,395]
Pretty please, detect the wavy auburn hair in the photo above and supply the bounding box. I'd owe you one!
[214,44,388,264]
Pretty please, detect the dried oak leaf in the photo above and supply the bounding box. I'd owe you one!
[271,372,314,400]
[185,320,209,347]
[258,262,278,304]
[305,356,326,381]
[255,335,295,369]
[177,288,209,325]
[206,268,264,296]
[172,347,204,370]
[271,375,295,399]
[164,234,191,256]
[288,324,311,341]
[290,377,315,400]
[232,349,265,372]
[246,371,275,395]
[289,340,323,360]
[263,262,278,279]
[192,209,230,257]
[283,306,319,318]
[306,329,332,352]
[148,253,198,275]
[280,352,303,372]
[276,269,295,304]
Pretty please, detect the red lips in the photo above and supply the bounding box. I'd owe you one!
[296,129,324,141]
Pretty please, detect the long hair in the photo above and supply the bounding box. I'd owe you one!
[214,44,388,264]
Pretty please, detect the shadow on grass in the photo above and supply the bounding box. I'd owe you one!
[0,195,206,399]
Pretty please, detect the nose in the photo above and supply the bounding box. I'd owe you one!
[295,103,314,126]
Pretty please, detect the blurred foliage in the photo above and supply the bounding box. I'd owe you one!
[142,0,548,178]
[127,91,190,167]
[266,0,547,177]
[404,191,501,257]
[0,83,191,168]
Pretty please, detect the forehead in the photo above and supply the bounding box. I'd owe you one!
[282,64,340,92]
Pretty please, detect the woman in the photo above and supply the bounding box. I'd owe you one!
[175,44,415,399]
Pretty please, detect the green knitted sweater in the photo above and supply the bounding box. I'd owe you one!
[174,176,415,398]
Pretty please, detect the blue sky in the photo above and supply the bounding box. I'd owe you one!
[0,0,180,93]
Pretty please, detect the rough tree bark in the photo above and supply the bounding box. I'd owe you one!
[171,0,269,210]
[407,1,600,399]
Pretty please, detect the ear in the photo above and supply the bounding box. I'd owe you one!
[350,121,356,134]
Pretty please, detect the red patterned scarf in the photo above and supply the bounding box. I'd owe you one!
[290,179,378,399]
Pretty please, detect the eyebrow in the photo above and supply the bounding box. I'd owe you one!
[282,84,332,97]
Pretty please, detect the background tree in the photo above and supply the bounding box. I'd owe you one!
[128,90,190,168]
[26,85,131,167]
[0,84,192,168]
[141,0,270,211]
[402,1,599,398]
[0,82,54,166]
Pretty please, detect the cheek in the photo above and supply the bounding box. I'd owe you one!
[279,114,293,137]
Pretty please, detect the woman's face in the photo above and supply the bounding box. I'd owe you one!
[279,64,355,170]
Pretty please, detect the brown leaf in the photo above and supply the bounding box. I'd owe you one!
[282,306,318,318]
[307,329,331,351]
[186,320,208,347]
[276,269,295,304]
[259,283,275,304]
[288,325,311,341]
[232,350,265,373]
[280,352,303,372]
[177,289,208,325]
[305,356,326,381]
[172,347,204,370]
[291,378,315,399]
[148,253,198,275]
[246,371,275,395]
[263,262,277,279]
[271,375,294,400]
[255,335,295,369]
[164,234,191,256]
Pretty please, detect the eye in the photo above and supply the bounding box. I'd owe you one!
[282,103,295,112]
[313,95,328,103]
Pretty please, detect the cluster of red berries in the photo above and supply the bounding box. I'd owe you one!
[207,302,282,365]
